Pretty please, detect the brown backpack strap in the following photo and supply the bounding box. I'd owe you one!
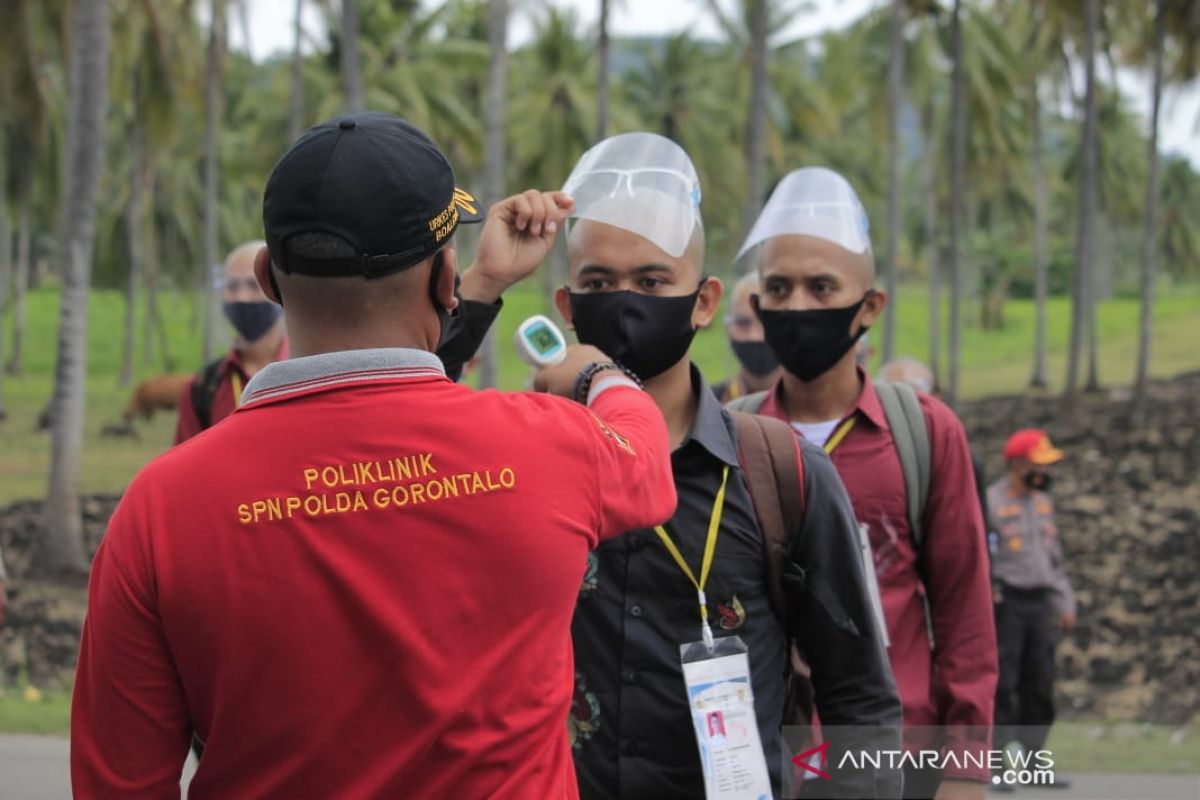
[730,411,806,627]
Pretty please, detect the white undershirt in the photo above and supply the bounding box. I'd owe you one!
[790,418,843,448]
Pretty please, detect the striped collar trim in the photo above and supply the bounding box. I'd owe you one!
[241,348,446,406]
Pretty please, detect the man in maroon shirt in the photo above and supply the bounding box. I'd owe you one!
[736,168,997,800]
[72,112,677,799]
[175,240,289,443]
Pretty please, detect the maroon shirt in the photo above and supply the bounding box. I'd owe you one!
[175,341,289,444]
[759,371,997,781]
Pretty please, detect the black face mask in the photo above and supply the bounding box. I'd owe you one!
[754,292,873,383]
[222,301,282,342]
[568,285,704,380]
[427,251,460,350]
[730,340,779,377]
[1023,471,1052,491]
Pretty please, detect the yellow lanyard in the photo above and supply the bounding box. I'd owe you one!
[654,465,730,651]
[823,416,857,454]
[231,372,244,409]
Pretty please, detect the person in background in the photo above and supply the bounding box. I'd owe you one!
[736,167,997,800]
[857,332,874,370]
[712,272,782,404]
[175,213,548,443]
[987,430,1075,791]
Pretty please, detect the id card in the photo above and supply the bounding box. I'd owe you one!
[680,636,773,800]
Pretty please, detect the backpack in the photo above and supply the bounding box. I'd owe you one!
[191,357,226,431]
[727,381,931,552]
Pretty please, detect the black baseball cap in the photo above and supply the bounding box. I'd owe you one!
[263,112,484,279]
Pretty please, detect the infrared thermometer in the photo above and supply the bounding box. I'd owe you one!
[515,315,568,367]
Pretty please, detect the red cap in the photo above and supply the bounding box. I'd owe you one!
[1003,429,1064,464]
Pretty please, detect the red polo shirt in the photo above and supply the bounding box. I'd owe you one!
[73,348,676,799]
[759,372,997,781]
[175,339,290,444]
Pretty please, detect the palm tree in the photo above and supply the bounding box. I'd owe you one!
[202,0,226,363]
[596,0,611,141]
[1064,0,1099,407]
[743,0,769,237]
[341,0,365,112]
[881,0,904,363]
[478,0,507,389]
[44,0,112,573]
[946,0,965,407]
[1131,0,1165,411]
[0,141,9,420]
[291,0,306,141]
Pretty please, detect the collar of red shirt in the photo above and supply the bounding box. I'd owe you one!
[240,347,447,407]
[761,366,890,432]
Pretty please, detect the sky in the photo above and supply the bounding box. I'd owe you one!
[237,0,1200,168]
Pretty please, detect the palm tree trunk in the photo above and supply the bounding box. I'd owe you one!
[882,0,905,364]
[341,0,365,112]
[290,0,305,141]
[1030,86,1048,389]
[202,0,225,364]
[1132,0,1166,412]
[742,0,769,238]
[121,105,147,388]
[596,0,611,141]
[0,146,9,419]
[923,100,940,389]
[478,0,508,390]
[1064,0,1098,409]
[947,0,965,407]
[44,0,112,575]
[9,165,32,376]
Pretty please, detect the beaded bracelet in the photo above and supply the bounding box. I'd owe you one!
[572,361,644,404]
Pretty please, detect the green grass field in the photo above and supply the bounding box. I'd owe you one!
[0,688,1195,773]
[1,281,1197,505]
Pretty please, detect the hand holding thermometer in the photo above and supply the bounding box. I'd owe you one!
[515,315,568,367]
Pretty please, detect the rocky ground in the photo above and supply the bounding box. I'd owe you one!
[1,373,1197,722]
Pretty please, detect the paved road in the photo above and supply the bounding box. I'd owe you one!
[1,735,1196,799]
[0,735,196,800]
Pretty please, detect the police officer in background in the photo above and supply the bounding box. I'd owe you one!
[712,272,782,404]
[987,430,1075,790]
[73,112,678,799]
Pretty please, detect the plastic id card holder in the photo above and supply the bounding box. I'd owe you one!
[858,523,890,649]
[680,635,773,800]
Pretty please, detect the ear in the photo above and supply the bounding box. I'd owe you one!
[554,286,573,329]
[858,288,887,328]
[254,246,282,305]
[692,277,723,330]
[436,247,460,313]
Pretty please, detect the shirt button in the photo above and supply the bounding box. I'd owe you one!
[621,668,639,684]
[629,604,643,618]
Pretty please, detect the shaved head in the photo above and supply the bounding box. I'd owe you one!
[225,240,266,278]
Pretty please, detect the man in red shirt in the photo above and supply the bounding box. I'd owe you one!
[736,168,997,800]
[72,112,677,799]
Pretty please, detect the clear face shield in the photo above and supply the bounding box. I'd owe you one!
[737,167,872,261]
[562,132,702,258]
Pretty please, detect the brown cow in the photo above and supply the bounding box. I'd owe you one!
[122,373,194,424]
